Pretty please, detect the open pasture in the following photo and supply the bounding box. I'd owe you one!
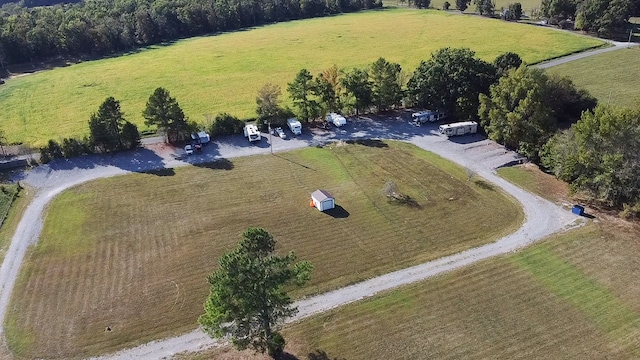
[546,48,640,109]
[0,8,603,146]
[5,141,522,358]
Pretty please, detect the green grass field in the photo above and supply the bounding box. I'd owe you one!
[546,48,640,109]
[0,8,603,147]
[176,221,640,359]
[387,0,543,15]
[279,222,640,359]
[497,164,569,203]
[4,141,522,358]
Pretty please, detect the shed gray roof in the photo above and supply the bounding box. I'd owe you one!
[311,189,334,201]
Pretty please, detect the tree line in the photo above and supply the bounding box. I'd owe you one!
[39,86,196,162]
[0,0,381,66]
[540,0,640,37]
[37,46,639,218]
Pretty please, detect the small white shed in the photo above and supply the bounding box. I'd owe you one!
[311,189,335,212]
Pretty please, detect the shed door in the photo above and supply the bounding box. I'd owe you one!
[322,199,334,211]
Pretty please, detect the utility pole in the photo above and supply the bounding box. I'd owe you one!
[628,29,633,48]
[268,122,273,154]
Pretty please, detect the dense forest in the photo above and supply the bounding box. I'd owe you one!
[0,0,381,66]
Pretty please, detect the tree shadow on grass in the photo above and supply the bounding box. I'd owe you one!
[474,179,496,191]
[345,139,388,148]
[307,349,346,360]
[192,158,234,171]
[274,154,315,170]
[323,205,349,218]
[140,168,175,176]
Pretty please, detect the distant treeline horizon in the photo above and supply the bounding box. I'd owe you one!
[0,0,382,67]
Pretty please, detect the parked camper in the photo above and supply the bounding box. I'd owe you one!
[243,124,261,142]
[327,113,347,127]
[439,121,478,136]
[287,118,302,135]
[411,110,447,124]
[191,131,211,145]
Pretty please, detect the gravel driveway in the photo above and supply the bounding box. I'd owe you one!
[0,116,581,359]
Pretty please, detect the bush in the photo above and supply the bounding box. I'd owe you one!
[39,139,64,163]
[61,137,89,158]
[208,113,245,136]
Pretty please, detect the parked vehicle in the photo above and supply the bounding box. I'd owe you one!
[275,127,287,139]
[319,121,332,130]
[184,144,194,155]
[243,124,261,142]
[287,118,302,135]
[412,110,447,124]
[439,121,478,136]
[327,113,347,127]
[191,131,211,145]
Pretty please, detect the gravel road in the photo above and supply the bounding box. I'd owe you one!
[2,35,627,357]
[79,114,580,359]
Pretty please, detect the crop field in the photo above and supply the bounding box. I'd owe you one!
[0,8,603,147]
[4,141,522,358]
[546,48,640,109]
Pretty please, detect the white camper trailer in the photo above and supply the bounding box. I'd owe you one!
[243,124,261,142]
[411,110,447,124]
[438,121,478,136]
[287,118,302,135]
[327,113,347,127]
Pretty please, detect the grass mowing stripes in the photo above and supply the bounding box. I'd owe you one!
[5,141,523,358]
[0,8,604,146]
[512,246,640,340]
[174,222,640,359]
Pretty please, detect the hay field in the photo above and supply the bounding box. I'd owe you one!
[5,141,522,358]
[0,8,603,146]
[546,48,640,109]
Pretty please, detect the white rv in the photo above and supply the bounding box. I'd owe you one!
[327,113,347,127]
[243,124,261,142]
[438,121,478,136]
[287,118,302,135]
[411,110,447,124]
[191,131,211,145]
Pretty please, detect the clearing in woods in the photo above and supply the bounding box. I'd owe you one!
[0,8,603,146]
[5,141,523,358]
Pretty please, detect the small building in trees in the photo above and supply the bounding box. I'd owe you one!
[310,189,335,212]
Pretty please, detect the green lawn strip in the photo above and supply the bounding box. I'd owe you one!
[0,184,20,228]
[0,185,33,266]
[0,8,603,147]
[512,245,640,343]
[5,142,522,358]
[281,254,619,359]
[546,48,640,109]
[496,165,565,203]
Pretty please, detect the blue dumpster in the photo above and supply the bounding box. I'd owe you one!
[572,205,585,216]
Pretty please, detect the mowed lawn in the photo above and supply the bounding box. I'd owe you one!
[276,222,640,360]
[0,8,603,146]
[546,48,640,109]
[5,141,522,358]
